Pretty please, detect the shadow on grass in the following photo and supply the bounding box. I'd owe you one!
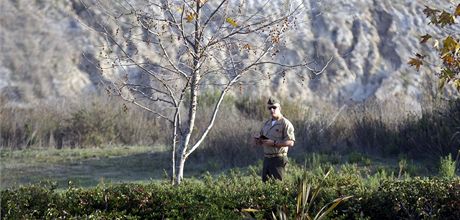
[1,146,265,189]
[1,151,172,189]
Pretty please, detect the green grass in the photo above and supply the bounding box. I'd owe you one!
[0,145,453,190]
[0,145,252,190]
[0,146,171,189]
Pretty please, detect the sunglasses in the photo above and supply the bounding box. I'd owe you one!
[268,106,278,110]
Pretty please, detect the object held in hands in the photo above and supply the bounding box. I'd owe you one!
[257,135,268,140]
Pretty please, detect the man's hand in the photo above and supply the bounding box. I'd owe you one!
[253,135,280,147]
[253,135,263,146]
[258,139,295,148]
[261,139,275,147]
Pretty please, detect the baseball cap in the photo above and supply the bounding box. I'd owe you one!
[267,97,280,105]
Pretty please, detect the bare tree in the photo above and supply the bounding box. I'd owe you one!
[78,0,331,185]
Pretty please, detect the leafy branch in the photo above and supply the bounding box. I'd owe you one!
[409,4,460,92]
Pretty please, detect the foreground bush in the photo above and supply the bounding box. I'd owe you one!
[360,178,460,219]
[2,175,459,219]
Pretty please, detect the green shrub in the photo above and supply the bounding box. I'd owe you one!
[1,182,59,219]
[2,173,459,219]
[360,178,460,220]
[64,106,118,147]
[439,154,457,179]
[272,169,352,220]
[348,152,371,166]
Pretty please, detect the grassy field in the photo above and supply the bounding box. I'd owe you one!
[1,145,266,189]
[0,146,174,189]
[0,145,446,190]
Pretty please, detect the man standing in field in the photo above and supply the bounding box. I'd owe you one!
[254,97,295,182]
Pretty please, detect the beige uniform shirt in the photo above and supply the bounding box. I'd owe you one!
[260,116,295,156]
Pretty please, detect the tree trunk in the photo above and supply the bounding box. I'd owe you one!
[170,108,180,184]
[175,74,199,184]
[174,1,202,185]
[175,146,187,185]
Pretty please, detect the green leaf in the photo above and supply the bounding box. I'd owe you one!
[226,17,238,27]
[455,4,460,16]
[314,196,353,220]
[241,208,259,212]
[442,36,459,54]
[441,68,455,79]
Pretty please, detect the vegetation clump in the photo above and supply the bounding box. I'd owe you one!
[2,165,459,219]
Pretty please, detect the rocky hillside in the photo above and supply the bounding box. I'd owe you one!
[1,0,458,108]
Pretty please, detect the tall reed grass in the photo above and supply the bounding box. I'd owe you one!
[0,96,167,149]
[1,94,459,167]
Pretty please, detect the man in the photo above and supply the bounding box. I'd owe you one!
[254,97,295,182]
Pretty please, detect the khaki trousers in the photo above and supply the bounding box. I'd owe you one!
[262,156,288,182]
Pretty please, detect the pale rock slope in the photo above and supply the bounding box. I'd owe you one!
[0,0,458,109]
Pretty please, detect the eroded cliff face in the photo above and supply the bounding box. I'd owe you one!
[1,0,104,103]
[0,0,458,107]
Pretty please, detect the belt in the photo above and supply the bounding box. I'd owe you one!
[264,153,287,158]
